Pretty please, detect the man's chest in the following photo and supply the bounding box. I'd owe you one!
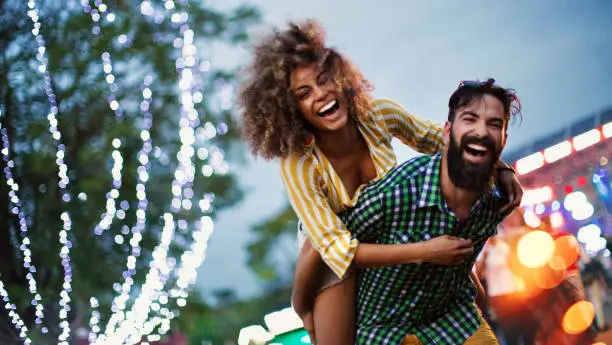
[381,190,501,248]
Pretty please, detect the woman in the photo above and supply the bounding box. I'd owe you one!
[239,19,522,344]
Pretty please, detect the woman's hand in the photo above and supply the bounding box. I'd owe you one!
[422,235,474,266]
[498,169,523,215]
[301,312,317,345]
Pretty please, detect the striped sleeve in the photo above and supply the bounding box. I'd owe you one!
[372,98,446,154]
[280,154,358,279]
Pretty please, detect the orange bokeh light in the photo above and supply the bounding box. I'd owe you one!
[554,235,580,269]
[562,301,595,335]
[517,231,554,268]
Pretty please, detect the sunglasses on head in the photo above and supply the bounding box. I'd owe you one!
[457,79,496,89]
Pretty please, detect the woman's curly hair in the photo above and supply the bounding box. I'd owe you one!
[238,19,373,160]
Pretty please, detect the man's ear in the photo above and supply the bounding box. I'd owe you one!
[444,121,451,143]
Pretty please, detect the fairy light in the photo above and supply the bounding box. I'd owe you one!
[93,139,124,236]
[97,3,208,342]
[0,119,46,331]
[0,277,31,344]
[143,216,214,339]
[90,78,155,343]
[80,0,128,238]
[88,297,101,343]
[57,212,73,345]
[96,214,176,345]
[26,1,76,341]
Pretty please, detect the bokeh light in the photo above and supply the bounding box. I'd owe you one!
[517,230,554,268]
[553,235,580,269]
[562,301,595,335]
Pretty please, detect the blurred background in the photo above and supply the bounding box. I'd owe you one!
[1,0,611,344]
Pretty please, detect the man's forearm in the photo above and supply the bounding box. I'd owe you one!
[292,240,325,317]
[354,242,428,268]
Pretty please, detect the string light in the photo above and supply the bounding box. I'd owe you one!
[88,297,101,343]
[144,216,214,339]
[0,116,46,331]
[98,3,216,342]
[93,139,124,235]
[90,78,155,343]
[22,1,231,343]
[96,214,176,345]
[25,1,78,341]
[80,0,127,238]
[0,277,31,344]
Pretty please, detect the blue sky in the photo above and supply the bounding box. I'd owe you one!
[196,0,612,299]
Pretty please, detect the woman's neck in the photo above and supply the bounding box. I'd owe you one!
[314,117,361,159]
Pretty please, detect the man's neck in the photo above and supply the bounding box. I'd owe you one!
[440,154,482,222]
[315,117,361,158]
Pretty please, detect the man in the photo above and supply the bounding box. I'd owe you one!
[337,79,521,344]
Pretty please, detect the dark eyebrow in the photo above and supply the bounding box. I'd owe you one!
[459,111,478,118]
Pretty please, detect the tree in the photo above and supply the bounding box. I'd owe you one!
[0,0,259,343]
[246,204,300,284]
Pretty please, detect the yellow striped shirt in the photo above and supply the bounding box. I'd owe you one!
[279,98,446,279]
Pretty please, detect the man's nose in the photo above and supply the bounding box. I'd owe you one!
[473,121,488,137]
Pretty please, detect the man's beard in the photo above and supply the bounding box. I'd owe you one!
[447,130,500,192]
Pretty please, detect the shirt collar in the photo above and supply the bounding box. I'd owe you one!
[304,134,315,152]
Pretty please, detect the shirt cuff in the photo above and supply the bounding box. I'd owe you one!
[323,237,359,279]
[496,160,515,173]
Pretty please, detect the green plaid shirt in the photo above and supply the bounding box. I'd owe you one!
[339,154,509,345]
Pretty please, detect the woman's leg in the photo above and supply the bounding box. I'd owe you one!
[312,272,357,345]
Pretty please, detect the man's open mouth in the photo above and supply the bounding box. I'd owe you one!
[464,143,489,157]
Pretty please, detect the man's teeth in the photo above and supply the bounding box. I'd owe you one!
[318,100,337,114]
[467,144,487,152]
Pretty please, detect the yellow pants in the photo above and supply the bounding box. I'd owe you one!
[402,317,498,345]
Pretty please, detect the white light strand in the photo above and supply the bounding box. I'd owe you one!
[81,0,125,121]
[0,117,46,331]
[80,0,127,237]
[146,216,213,338]
[99,3,206,341]
[89,78,155,343]
[96,214,176,345]
[88,297,100,343]
[26,1,75,342]
[93,139,124,236]
[0,276,31,344]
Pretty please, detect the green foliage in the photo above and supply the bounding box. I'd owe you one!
[184,286,293,344]
[247,204,299,282]
[0,0,259,343]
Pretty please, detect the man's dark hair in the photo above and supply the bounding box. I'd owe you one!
[447,78,522,124]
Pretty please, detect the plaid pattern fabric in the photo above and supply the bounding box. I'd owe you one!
[339,154,509,345]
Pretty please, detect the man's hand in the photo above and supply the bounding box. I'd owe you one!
[301,312,317,345]
[422,235,474,266]
[499,169,523,215]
